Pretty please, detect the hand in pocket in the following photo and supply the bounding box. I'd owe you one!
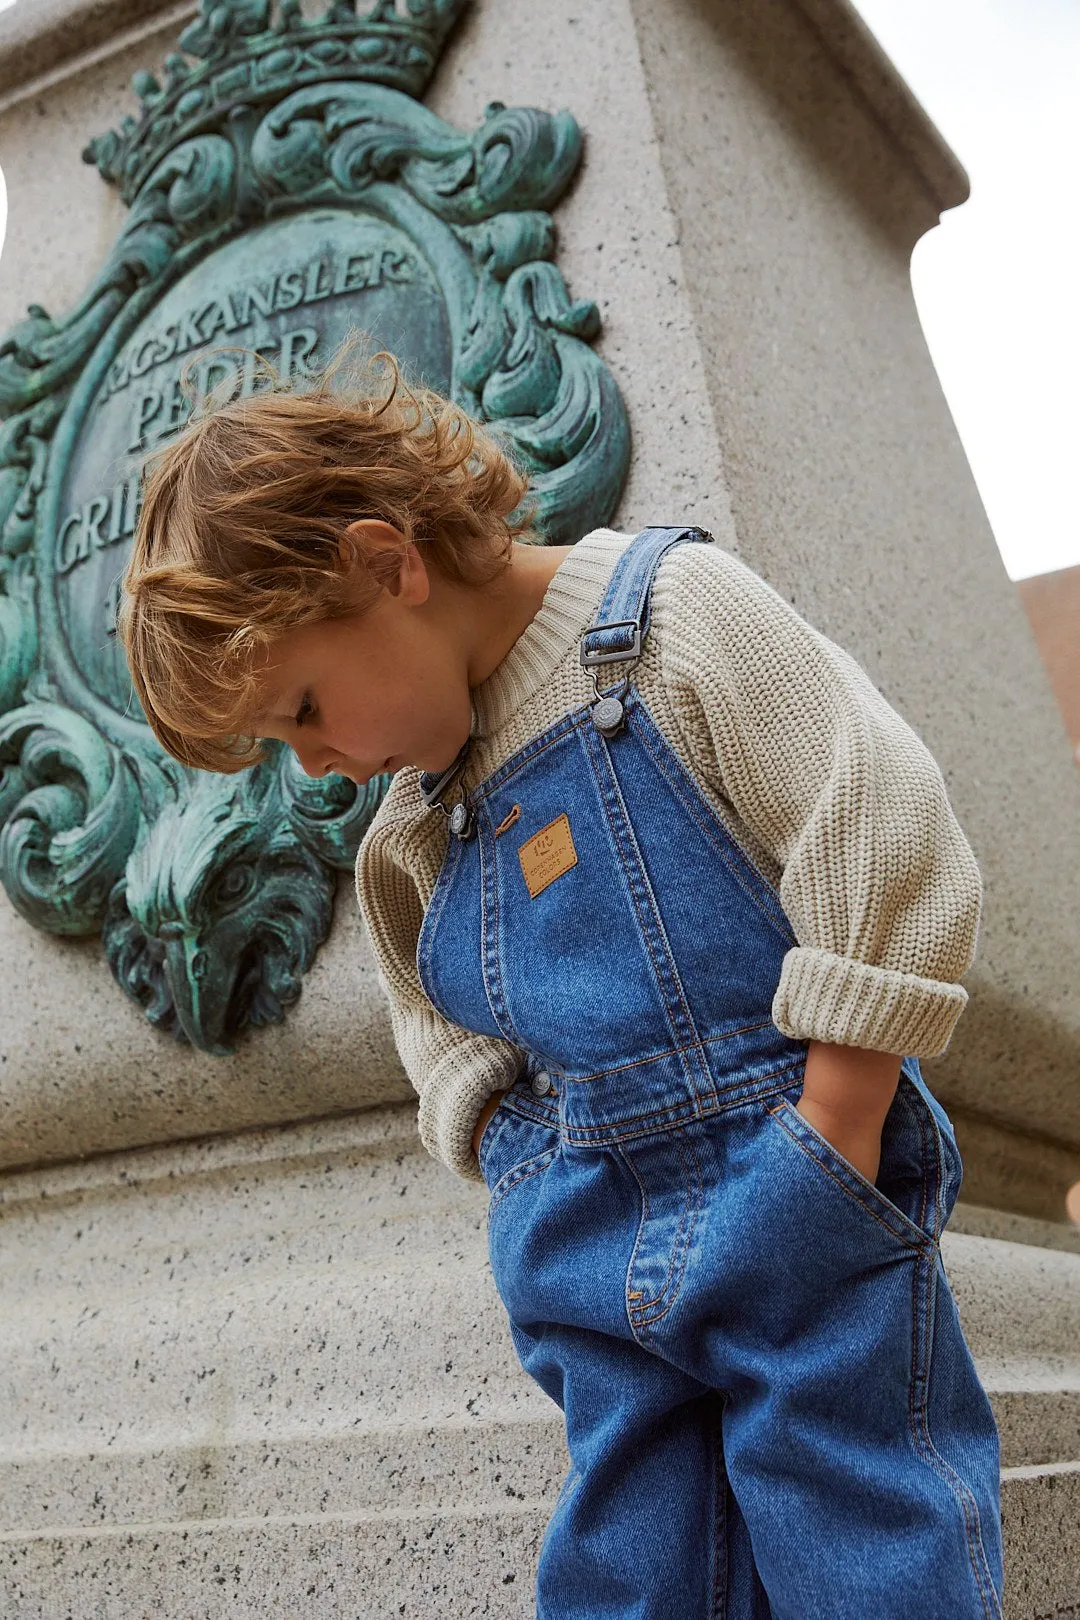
[796,1040,904,1187]
[472,1088,510,1158]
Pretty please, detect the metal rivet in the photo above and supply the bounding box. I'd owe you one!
[591,695,624,737]
[530,1069,553,1096]
[449,802,474,839]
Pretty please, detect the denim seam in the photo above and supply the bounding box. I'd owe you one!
[562,1019,779,1085]
[487,1147,559,1220]
[621,1142,651,1344]
[477,1102,515,1183]
[500,1095,560,1128]
[473,710,586,798]
[897,1075,951,1242]
[766,1101,930,1251]
[599,728,710,1064]
[621,1141,677,1317]
[642,1127,704,1326]
[620,1131,702,1329]
[501,1095,563,1134]
[582,722,702,1075]
[629,697,798,948]
[906,1247,1003,1617]
[908,1079,935,1238]
[481,802,521,1046]
[560,1058,807,1145]
[415,831,461,1021]
[712,1398,729,1620]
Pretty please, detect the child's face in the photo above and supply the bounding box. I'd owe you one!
[249,537,474,784]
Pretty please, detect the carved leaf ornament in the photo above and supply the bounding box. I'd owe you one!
[0,0,630,1053]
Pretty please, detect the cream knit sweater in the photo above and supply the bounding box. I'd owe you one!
[355,529,983,1184]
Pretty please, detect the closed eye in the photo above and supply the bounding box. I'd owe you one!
[294,696,314,728]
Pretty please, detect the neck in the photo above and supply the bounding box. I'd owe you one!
[440,540,577,691]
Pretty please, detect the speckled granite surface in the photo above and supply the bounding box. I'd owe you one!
[0,1107,1076,1616]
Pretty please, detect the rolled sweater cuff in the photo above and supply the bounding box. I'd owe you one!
[416,1037,525,1183]
[771,945,968,1059]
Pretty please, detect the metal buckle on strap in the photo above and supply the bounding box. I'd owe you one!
[417,741,472,816]
[579,619,642,668]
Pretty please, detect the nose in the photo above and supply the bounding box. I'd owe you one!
[291,739,338,780]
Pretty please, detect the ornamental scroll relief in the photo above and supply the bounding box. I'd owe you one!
[0,0,630,1054]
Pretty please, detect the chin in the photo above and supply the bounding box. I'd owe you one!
[413,744,461,777]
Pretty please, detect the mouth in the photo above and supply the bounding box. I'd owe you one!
[341,757,395,784]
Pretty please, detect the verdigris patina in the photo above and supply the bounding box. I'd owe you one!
[0,0,630,1054]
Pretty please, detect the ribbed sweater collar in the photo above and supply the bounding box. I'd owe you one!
[468,527,633,741]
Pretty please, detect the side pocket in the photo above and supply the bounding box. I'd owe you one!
[483,1103,561,1217]
[477,1093,514,1184]
[908,1064,964,1229]
[766,1062,952,1250]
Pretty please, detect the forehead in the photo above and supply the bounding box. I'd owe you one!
[242,635,303,725]
[245,614,349,718]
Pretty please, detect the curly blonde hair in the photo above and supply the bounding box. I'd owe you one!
[117,331,535,772]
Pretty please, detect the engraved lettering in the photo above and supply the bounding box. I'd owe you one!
[303,256,333,303]
[55,511,88,574]
[235,276,277,323]
[128,388,163,454]
[163,376,191,438]
[84,495,111,551]
[278,325,320,381]
[173,307,205,355]
[382,248,413,282]
[106,353,130,398]
[156,323,179,365]
[276,268,304,311]
[105,480,127,545]
[200,296,241,341]
[130,337,161,380]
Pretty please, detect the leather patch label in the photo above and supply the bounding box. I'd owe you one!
[518,813,578,899]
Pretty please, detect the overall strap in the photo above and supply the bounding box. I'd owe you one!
[422,525,715,834]
[579,527,714,737]
[579,526,715,670]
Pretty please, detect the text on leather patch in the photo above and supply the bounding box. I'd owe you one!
[518,813,578,898]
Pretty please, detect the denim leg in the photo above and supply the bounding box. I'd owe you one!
[483,1082,1003,1619]
[710,1247,1003,1620]
[485,1115,770,1618]
[662,1093,1004,1620]
[506,1320,771,1620]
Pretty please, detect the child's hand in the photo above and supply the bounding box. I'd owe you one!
[472,1089,510,1158]
[795,1040,904,1186]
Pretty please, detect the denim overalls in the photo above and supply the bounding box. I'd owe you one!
[416,527,1004,1619]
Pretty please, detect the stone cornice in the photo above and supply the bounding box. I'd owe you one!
[0,0,197,106]
[789,0,969,213]
[1,0,970,217]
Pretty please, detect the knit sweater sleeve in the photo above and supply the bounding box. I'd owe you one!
[355,792,524,1182]
[656,543,984,1058]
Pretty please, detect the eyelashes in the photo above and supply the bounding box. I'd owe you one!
[294,696,314,728]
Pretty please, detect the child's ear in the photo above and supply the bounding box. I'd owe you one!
[339,520,429,605]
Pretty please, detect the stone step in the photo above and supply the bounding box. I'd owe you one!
[2,1504,548,1620]
[1000,1462,1080,1619]
[3,1466,1076,1619]
[2,1111,1078,1616]
[0,1414,568,1537]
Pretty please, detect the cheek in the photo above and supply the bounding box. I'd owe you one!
[396,675,472,753]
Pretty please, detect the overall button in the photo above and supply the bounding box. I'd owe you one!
[530,1070,553,1097]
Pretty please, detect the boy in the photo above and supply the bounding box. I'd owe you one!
[120,344,1004,1619]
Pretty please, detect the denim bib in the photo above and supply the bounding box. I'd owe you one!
[416,526,813,1138]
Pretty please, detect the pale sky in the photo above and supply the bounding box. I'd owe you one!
[851,0,1080,581]
[0,0,1076,580]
